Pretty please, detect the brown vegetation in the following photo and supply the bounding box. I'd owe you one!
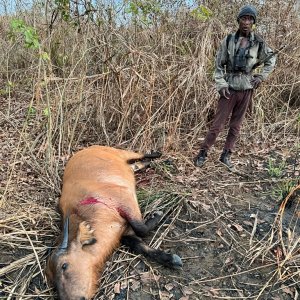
[0,0,299,299]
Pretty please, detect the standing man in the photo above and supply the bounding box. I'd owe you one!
[194,5,276,168]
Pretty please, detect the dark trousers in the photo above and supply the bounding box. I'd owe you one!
[201,89,253,151]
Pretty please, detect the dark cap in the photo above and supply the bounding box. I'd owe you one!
[237,5,257,23]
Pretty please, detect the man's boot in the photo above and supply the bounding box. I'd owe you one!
[194,149,207,167]
[219,149,233,169]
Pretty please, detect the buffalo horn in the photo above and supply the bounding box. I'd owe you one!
[59,216,69,250]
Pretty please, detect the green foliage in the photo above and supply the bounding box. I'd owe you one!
[52,0,96,26]
[0,81,15,96]
[27,106,51,119]
[43,107,51,117]
[267,158,285,178]
[9,19,40,49]
[27,106,37,117]
[40,51,50,61]
[272,180,297,201]
[125,0,161,25]
[55,0,70,22]
[137,189,184,211]
[191,5,213,21]
[153,159,178,178]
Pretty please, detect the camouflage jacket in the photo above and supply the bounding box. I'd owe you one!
[214,31,276,91]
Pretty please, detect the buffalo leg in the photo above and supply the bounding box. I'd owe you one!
[123,211,183,269]
[130,151,162,172]
[121,234,182,269]
[127,211,163,238]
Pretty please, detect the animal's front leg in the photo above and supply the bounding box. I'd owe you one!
[144,210,163,231]
[128,211,164,237]
[121,209,182,269]
[121,234,182,269]
[119,206,163,237]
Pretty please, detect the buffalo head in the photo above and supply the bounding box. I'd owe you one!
[46,217,99,300]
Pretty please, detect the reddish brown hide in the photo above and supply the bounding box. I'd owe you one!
[46,146,182,300]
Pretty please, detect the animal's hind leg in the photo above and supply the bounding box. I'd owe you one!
[121,234,182,269]
[130,161,151,172]
[143,150,162,159]
[118,149,162,163]
[127,150,162,165]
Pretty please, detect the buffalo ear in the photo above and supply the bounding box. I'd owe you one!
[77,221,97,246]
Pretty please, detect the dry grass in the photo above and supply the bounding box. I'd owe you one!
[0,0,299,299]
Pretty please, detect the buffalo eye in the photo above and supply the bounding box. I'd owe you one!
[61,263,68,271]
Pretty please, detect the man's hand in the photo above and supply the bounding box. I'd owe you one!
[219,87,230,99]
[250,76,262,89]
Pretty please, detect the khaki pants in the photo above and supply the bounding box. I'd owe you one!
[201,89,253,151]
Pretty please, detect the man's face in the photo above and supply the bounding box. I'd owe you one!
[239,15,254,35]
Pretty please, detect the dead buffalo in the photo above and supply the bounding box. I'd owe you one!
[46,145,182,300]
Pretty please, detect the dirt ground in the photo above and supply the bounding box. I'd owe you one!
[0,96,299,299]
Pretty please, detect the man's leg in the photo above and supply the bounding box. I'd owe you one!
[220,89,253,168]
[195,92,236,167]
